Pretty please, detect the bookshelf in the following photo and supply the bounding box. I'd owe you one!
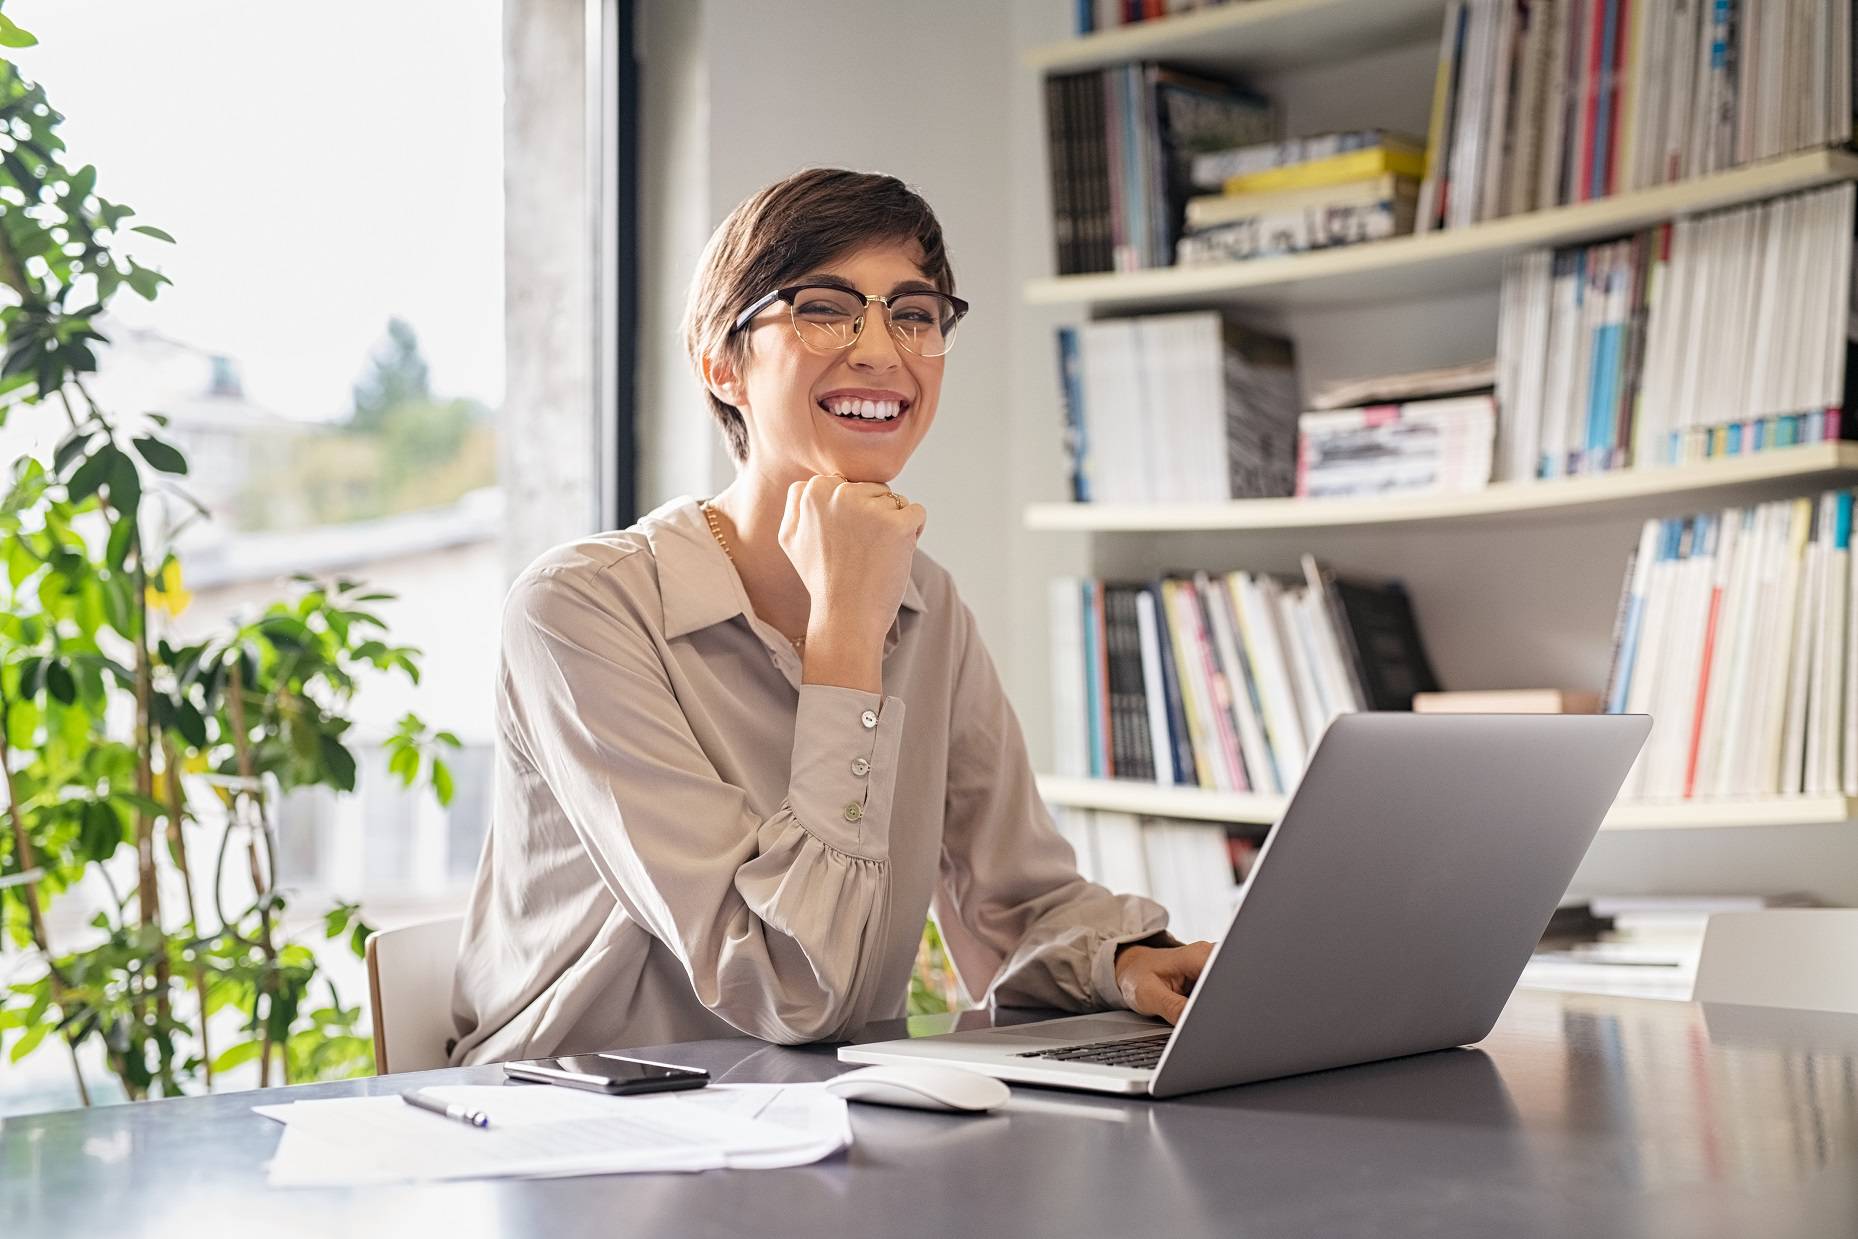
[1026,442,1858,533]
[1024,148,1858,312]
[1036,775,1858,833]
[1020,0,1858,882]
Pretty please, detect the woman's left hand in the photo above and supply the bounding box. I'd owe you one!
[1114,940,1214,1024]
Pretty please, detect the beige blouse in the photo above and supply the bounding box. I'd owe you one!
[448,494,1168,1065]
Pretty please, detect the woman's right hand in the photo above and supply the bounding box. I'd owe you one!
[779,473,926,647]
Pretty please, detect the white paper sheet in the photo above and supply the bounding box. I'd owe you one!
[256,1083,849,1187]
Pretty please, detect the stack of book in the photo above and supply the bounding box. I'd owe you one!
[1176,131,1425,265]
[1604,489,1857,803]
[1297,395,1497,499]
[1043,63,1273,274]
[1495,181,1856,482]
[1048,559,1440,795]
[1072,0,1249,37]
[1418,0,1858,232]
[1051,807,1258,941]
[1054,312,1301,503]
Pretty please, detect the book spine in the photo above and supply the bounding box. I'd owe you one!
[1045,74,1076,276]
[1147,581,1198,786]
[1055,325,1090,502]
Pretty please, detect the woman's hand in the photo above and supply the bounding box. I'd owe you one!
[779,473,927,647]
[1114,940,1213,1024]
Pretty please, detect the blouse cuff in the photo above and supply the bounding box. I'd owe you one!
[786,683,907,860]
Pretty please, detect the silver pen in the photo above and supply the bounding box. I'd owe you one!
[400,1089,491,1129]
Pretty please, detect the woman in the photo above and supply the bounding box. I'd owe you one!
[449,168,1212,1066]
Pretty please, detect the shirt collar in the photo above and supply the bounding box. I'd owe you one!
[645,495,925,641]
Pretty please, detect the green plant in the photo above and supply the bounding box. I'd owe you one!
[0,12,456,1102]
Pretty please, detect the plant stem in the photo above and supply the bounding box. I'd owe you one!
[160,734,212,1089]
[226,656,279,1088]
[127,528,173,1095]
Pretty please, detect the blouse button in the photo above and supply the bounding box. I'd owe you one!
[851,757,871,776]
[860,709,879,729]
[842,802,864,823]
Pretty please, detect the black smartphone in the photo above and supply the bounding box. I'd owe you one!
[502,1052,710,1095]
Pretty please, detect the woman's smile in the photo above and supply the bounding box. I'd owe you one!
[817,386,914,433]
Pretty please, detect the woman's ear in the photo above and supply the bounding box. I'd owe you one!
[702,352,747,410]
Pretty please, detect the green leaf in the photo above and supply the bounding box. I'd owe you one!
[44,660,75,705]
[172,697,208,748]
[104,511,136,572]
[53,429,96,475]
[78,800,125,863]
[210,1039,263,1073]
[130,225,176,243]
[8,1020,51,1063]
[65,444,118,504]
[434,730,461,748]
[123,261,169,301]
[318,734,357,792]
[386,744,419,783]
[432,759,455,807]
[105,452,140,517]
[110,791,168,820]
[0,13,39,47]
[130,435,188,475]
[323,906,351,939]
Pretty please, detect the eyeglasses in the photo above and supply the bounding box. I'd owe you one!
[730,283,970,358]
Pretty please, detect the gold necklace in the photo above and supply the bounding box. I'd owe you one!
[701,500,805,651]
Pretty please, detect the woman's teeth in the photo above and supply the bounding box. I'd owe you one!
[821,397,904,421]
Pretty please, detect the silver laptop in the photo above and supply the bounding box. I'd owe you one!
[840,712,1652,1098]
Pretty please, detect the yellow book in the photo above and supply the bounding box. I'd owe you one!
[1223,144,1427,195]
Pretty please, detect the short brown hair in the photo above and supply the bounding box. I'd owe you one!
[681,168,957,465]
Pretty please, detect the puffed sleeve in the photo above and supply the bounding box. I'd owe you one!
[500,566,904,1043]
[931,598,1170,1012]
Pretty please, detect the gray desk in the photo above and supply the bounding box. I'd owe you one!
[5,987,1858,1239]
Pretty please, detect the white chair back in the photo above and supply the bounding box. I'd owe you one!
[1692,910,1858,1014]
[365,916,466,1074]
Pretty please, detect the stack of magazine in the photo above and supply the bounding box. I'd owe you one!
[1177,130,1424,265]
[1055,312,1301,503]
[1043,62,1273,274]
[1417,0,1857,232]
[1495,181,1855,482]
[1605,488,1857,802]
[1049,559,1440,796]
[1297,360,1498,499]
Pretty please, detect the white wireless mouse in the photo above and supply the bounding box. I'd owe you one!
[823,1064,1010,1113]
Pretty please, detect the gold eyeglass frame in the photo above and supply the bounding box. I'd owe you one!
[730,282,971,358]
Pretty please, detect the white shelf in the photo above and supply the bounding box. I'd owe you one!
[1036,774,1858,832]
[1025,442,1858,533]
[1023,0,1447,75]
[1023,148,1858,311]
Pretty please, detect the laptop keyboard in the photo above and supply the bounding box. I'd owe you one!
[1011,1032,1171,1070]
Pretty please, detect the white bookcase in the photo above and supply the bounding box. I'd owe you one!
[1018,1,1858,906]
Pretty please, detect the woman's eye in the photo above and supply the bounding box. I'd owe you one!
[892,309,934,324]
[796,301,851,318]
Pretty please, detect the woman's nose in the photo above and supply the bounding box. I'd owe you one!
[847,303,903,371]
